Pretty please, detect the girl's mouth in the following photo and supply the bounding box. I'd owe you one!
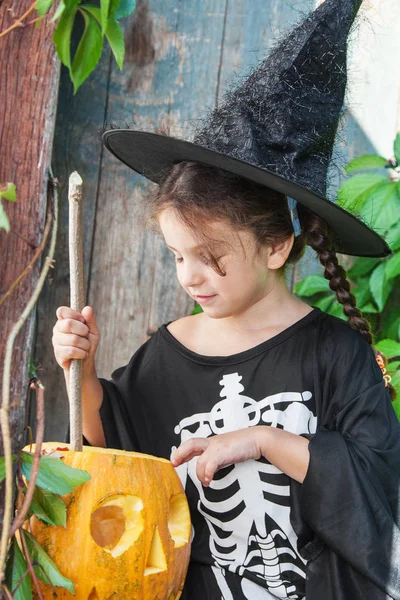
[194,294,217,304]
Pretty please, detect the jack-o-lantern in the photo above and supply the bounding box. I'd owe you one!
[26,443,191,600]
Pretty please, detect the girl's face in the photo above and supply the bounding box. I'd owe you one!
[158,207,291,319]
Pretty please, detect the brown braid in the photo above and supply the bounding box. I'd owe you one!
[302,209,397,401]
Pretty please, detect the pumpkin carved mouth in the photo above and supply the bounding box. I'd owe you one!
[90,495,144,558]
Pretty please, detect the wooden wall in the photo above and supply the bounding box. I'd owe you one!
[33,0,400,441]
[0,0,60,523]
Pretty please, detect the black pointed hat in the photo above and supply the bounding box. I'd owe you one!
[102,0,390,258]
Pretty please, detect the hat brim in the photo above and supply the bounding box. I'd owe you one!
[102,130,391,258]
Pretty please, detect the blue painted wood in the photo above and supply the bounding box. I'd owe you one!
[218,0,315,100]
[36,1,400,438]
[32,25,112,440]
[91,0,229,374]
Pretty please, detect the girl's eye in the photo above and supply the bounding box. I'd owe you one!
[202,256,211,265]
[175,256,183,264]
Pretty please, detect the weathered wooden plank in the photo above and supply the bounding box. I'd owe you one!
[217,0,316,289]
[218,0,315,100]
[91,0,228,376]
[0,0,60,523]
[31,29,112,441]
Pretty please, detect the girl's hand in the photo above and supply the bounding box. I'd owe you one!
[171,428,264,487]
[52,305,100,376]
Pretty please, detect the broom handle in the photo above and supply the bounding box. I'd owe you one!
[68,172,84,451]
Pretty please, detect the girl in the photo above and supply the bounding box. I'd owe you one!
[53,0,400,597]
[53,163,400,600]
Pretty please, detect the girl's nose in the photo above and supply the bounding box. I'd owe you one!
[179,260,205,288]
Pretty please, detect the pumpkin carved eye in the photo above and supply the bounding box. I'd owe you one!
[168,494,190,547]
[90,495,144,558]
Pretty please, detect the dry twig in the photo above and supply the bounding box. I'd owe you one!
[9,381,45,537]
[0,173,58,584]
[0,209,53,309]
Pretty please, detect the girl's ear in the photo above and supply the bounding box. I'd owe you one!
[266,234,295,270]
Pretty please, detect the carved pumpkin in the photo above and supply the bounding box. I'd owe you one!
[27,443,191,600]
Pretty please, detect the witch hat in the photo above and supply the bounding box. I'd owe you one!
[102,0,390,258]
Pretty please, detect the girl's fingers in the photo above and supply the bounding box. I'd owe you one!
[171,437,210,466]
[53,333,91,351]
[57,346,88,361]
[56,306,86,323]
[55,318,89,337]
[196,454,221,486]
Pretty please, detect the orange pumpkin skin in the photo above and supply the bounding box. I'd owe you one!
[27,443,191,600]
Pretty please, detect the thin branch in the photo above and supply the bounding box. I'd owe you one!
[0,2,38,39]
[23,16,42,27]
[0,208,53,309]
[9,381,45,537]
[20,529,45,600]
[2,583,14,600]
[7,566,31,595]
[0,172,58,583]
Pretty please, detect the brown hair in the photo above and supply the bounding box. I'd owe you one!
[146,161,395,400]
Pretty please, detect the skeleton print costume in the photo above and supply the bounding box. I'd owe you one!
[99,0,400,596]
[99,308,400,599]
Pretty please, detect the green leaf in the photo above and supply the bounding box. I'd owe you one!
[327,301,347,321]
[50,0,67,22]
[394,132,400,164]
[294,274,330,297]
[0,455,16,484]
[5,538,32,600]
[21,452,90,495]
[392,394,400,421]
[348,257,381,279]
[100,0,111,34]
[22,530,74,593]
[115,0,136,19]
[360,182,400,232]
[0,202,10,232]
[82,6,125,69]
[359,302,379,313]
[29,356,39,379]
[191,302,203,315]
[387,361,400,373]
[380,310,400,341]
[385,221,400,251]
[104,16,125,68]
[36,0,56,16]
[345,155,387,173]
[375,339,400,359]
[71,10,103,94]
[29,486,67,527]
[53,6,79,68]
[312,294,334,312]
[337,174,387,212]
[385,252,400,280]
[352,276,372,309]
[389,370,400,394]
[369,263,393,311]
[109,0,121,18]
[0,182,17,202]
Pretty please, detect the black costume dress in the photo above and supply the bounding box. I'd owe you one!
[98,307,400,600]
